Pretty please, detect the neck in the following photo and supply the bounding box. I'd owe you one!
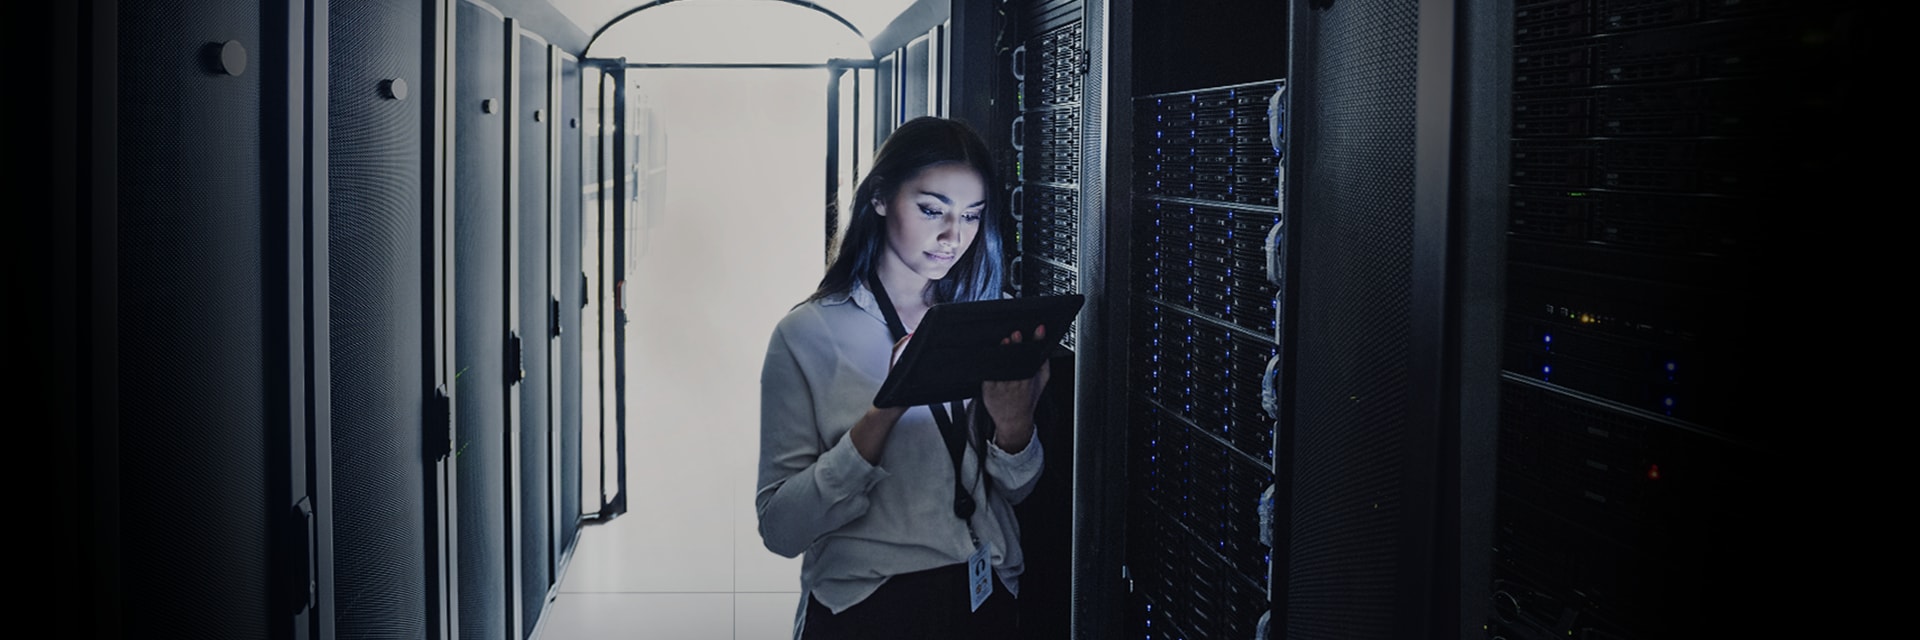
[873,253,930,312]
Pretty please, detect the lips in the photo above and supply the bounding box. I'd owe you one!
[926,252,957,262]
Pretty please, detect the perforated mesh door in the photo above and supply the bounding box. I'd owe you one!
[876,54,895,139]
[516,31,554,638]
[558,54,584,562]
[455,2,509,638]
[1284,0,1421,637]
[903,36,930,119]
[118,1,272,635]
[328,0,428,635]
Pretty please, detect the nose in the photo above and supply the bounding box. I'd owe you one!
[937,215,959,247]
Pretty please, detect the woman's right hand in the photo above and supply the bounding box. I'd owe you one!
[851,404,909,465]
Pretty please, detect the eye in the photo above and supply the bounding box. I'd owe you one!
[961,212,983,222]
[920,206,943,218]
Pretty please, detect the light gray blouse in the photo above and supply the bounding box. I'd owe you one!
[754,282,1045,619]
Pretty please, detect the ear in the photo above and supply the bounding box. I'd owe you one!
[872,198,887,217]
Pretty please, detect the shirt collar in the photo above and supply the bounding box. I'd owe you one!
[827,280,889,328]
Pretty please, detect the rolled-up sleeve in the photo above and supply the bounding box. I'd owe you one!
[985,426,1044,505]
[754,322,891,558]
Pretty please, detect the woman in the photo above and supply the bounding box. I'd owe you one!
[755,116,1051,639]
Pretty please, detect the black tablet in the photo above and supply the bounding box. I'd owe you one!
[873,294,1086,408]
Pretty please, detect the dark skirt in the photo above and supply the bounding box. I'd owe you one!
[801,563,1019,639]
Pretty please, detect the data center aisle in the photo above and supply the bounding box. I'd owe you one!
[537,67,827,640]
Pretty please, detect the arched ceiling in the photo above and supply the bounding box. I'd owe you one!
[548,0,924,49]
[582,0,876,63]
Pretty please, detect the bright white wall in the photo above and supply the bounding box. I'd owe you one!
[623,66,827,596]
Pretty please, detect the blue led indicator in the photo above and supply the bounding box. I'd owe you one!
[1542,365,1552,375]
[1543,334,1553,344]
[1663,397,1675,407]
[1665,361,1677,372]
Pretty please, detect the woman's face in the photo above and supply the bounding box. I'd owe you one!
[875,161,986,283]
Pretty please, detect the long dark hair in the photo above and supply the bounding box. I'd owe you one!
[805,116,1003,307]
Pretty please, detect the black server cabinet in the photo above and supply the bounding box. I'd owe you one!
[1129,77,1286,640]
[112,0,282,635]
[556,51,585,585]
[903,34,931,120]
[326,0,432,636]
[993,4,1087,640]
[1006,1,1085,316]
[514,27,555,639]
[1281,5,1428,638]
[875,54,895,144]
[977,1,1136,638]
[453,1,511,638]
[1113,3,1290,640]
[1489,2,1846,638]
[953,2,1093,637]
[1279,0,1516,634]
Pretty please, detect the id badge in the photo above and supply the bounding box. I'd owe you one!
[967,540,994,612]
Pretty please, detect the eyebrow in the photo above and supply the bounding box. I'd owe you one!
[918,191,988,209]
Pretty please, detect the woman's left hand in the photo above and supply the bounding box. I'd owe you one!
[981,325,1050,452]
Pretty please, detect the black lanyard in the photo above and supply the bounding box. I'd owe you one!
[866,274,979,521]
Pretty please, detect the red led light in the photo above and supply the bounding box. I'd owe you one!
[1647,464,1661,481]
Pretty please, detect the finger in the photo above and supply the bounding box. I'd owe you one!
[1011,330,1024,344]
[1035,324,1046,340]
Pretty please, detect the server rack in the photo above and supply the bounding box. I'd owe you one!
[327,0,444,637]
[554,47,586,602]
[452,3,514,638]
[1105,3,1292,638]
[972,2,1294,637]
[1129,79,1286,640]
[1006,1,1086,328]
[513,25,554,639]
[60,1,595,636]
[984,2,1100,638]
[101,1,296,635]
[1489,1,1842,637]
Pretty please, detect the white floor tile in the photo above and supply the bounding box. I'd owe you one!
[564,484,736,593]
[538,593,733,640]
[734,592,804,640]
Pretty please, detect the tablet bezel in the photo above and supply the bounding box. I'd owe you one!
[872,294,1085,408]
